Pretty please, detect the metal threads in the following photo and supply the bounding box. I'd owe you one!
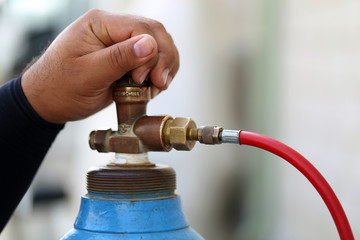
[221,130,240,144]
[86,164,176,197]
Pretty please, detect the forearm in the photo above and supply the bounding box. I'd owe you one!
[0,76,63,232]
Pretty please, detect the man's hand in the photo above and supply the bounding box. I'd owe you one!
[22,9,179,124]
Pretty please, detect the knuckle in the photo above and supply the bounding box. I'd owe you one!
[86,8,102,17]
[150,20,166,32]
[167,33,176,47]
[135,21,152,33]
[161,51,176,67]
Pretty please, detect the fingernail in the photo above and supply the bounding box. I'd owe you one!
[151,87,161,98]
[134,36,154,58]
[166,75,173,88]
[161,68,170,86]
[139,69,151,83]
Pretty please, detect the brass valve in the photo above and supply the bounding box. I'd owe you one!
[88,73,214,154]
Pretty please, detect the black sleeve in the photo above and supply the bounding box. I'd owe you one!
[0,76,64,232]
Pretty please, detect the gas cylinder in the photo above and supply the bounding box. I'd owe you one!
[61,160,203,239]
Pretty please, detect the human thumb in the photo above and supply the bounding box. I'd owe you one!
[84,34,157,84]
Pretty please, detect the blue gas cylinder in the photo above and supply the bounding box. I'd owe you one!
[61,163,204,240]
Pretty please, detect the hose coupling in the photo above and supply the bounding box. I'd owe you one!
[197,126,223,144]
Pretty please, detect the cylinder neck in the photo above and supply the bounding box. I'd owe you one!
[86,163,176,199]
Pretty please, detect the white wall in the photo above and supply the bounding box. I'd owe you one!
[274,1,360,239]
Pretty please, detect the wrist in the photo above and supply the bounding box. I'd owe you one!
[21,66,67,125]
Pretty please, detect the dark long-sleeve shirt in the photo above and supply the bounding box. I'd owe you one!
[0,76,64,232]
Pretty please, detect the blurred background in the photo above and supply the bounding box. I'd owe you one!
[1,0,360,239]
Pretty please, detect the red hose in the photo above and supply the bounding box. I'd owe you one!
[239,131,354,240]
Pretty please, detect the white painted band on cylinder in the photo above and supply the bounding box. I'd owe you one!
[112,153,150,164]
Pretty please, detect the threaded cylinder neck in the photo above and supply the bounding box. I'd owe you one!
[86,164,176,198]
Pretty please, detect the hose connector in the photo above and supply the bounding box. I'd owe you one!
[197,126,223,144]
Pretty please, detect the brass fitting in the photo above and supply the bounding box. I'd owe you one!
[163,117,197,151]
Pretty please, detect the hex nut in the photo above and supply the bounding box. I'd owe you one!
[198,126,223,144]
[88,129,112,152]
[168,118,197,150]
